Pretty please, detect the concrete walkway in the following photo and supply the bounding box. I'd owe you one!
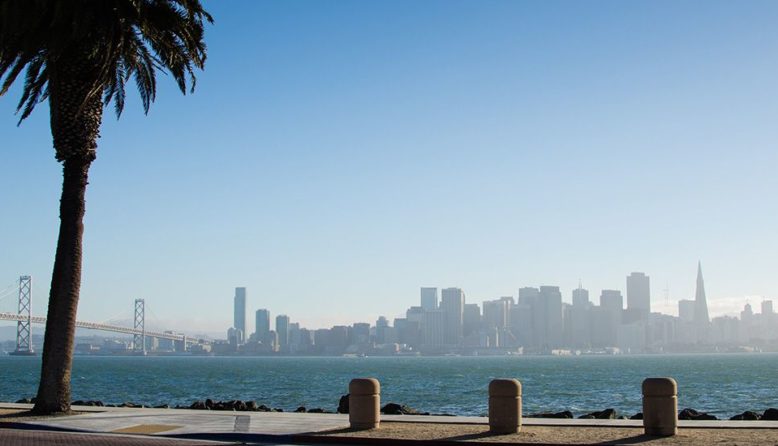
[1,402,777,444]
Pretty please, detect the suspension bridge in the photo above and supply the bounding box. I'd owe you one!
[0,276,211,355]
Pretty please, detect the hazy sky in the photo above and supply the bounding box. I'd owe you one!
[2,0,778,335]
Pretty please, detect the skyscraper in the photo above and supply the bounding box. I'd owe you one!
[440,287,465,345]
[420,287,438,311]
[626,272,651,316]
[538,286,563,348]
[694,262,710,342]
[255,309,270,341]
[276,314,290,350]
[234,287,247,343]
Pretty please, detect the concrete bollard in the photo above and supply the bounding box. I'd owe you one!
[349,378,380,430]
[642,377,677,436]
[489,378,522,434]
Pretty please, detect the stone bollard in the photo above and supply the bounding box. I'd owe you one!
[489,378,522,434]
[642,377,677,436]
[349,378,380,430]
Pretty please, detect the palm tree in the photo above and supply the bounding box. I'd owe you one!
[0,0,212,414]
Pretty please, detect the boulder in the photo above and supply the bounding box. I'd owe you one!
[630,412,643,420]
[337,394,349,414]
[205,399,214,410]
[245,401,257,411]
[529,411,574,419]
[119,402,140,408]
[678,408,717,420]
[153,404,169,409]
[762,408,778,421]
[190,401,207,410]
[578,408,616,419]
[381,403,422,415]
[308,408,326,413]
[15,398,33,404]
[295,406,306,413]
[256,404,271,412]
[730,411,760,421]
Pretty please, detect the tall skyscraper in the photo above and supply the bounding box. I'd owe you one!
[276,314,290,350]
[440,287,465,345]
[694,262,710,342]
[255,309,270,340]
[626,272,651,316]
[538,286,563,348]
[420,287,438,311]
[234,287,247,342]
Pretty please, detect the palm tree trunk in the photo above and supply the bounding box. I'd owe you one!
[32,157,92,414]
[32,54,102,415]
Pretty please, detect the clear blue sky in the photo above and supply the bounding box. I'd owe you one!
[2,0,778,335]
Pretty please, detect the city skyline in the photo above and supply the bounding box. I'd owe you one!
[3,1,778,331]
[0,265,773,336]
[212,263,777,356]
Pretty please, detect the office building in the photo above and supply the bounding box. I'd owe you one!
[420,287,438,311]
[441,287,465,345]
[234,287,247,342]
[255,309,270,341]
[627,272,651,317]
[276,314,290,350]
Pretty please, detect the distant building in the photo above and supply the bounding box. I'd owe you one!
[440,288,465,345]
[678,300,695,322]
[255,309,270,341]
[422,309,446,347]
[694,262,711,342]
[572,285,590,308]
[538,286,563,349]
[276,315,290,351]
[234,287,247,342]
[463,303,481,337]
[420,287,438,311]
[627,272,651,317]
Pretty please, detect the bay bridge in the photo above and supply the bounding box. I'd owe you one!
[0,276,211,355]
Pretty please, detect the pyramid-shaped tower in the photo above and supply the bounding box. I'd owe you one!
[694,261,710,341]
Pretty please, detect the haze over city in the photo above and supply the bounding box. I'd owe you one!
[3,1,778,333]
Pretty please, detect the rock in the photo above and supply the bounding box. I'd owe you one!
[578,408,616,419]
[295,406,306,413]
[153,404,169,409]
[72,400,86,406]
[15,398,32,404]
[381,403,422,415]
[256,404,271,412]
[119,402,139,408]
[308,408,325,413]
[630,412,643,420]
[246,401,257,411]
[762,408,778,421]
[678,408,717,420]
[190,401,207,410]
[235,400,247,411]
[730,411,761,421]
[272,408,284,412]
[529,411,574,419]
[337,394,349,414]
[205,399,214,410]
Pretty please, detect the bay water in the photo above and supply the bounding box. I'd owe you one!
[2,354,776,418]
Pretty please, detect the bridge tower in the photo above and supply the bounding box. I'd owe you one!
[15,276,33,355]
[133,298,146,355]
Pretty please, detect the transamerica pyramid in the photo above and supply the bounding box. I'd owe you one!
[694,261,710,342]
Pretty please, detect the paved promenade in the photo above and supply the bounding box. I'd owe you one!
[1,402,777,445]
